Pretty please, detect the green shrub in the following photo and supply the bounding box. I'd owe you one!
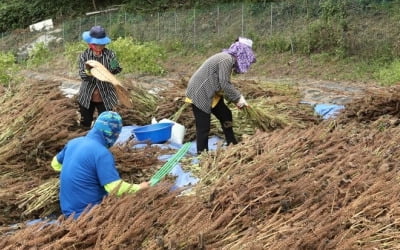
[163,40,185,52]
[62,38,166,75]
[63,41,87,71]
[108,22,129,39]
[375,60,400,86]
[26,42,52,68]
[263,36,291,53]
[0,52,19,86]
[296,20,343,55]
[109,37,166,75]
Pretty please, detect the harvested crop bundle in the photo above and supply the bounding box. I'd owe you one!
[241,105,286,131]
[17,178,60,217]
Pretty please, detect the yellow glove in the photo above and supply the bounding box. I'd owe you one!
[84,69,92,76]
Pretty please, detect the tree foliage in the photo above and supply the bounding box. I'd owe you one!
[0,0,122,33]
[0,0,398,33]
[0,0,253,33]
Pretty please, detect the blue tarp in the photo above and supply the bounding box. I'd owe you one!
[300,101,345,119]
[22,126,209,229]
[170,164,199,190]
[115,126,228,188]
[116,125,222,153]
[314,103,345,119]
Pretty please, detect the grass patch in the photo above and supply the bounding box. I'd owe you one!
[0,51,20,87]
[374,59,400,86]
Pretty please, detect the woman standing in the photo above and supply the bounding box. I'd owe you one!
[185,37,256,154]
[77,25,122,128]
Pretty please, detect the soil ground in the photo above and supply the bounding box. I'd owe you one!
[29,53,382,106]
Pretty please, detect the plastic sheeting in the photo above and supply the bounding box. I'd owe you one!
[116,125,221,189]
[300,101,345,119]
[314,103,345,119]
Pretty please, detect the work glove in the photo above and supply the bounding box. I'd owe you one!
[85,63,93,76]
[110,58,119,70]
[84,69,92,76]
[139,181,150,190]
[236,95,248,108]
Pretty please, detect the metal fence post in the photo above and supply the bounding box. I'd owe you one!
[124,12,127,37]
[62,22,65,45]
[241,3,244,36]
[174,11,177,34]
[193,8,196,48]
[79,17,82,40]
[109,12,112,33]
[158,12,160,41]
[217,6,220,36]
[270,2,273,36]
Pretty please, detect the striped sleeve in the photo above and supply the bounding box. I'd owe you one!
[186,52,241,113]
[77,48,122,110]
[217,54,241,103]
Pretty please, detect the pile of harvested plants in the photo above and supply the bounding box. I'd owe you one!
[2,73,400,249]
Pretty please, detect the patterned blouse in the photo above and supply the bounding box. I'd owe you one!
[77,48,122,110]
[186,52,241,114]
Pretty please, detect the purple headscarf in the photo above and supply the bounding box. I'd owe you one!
[223,37,256,74]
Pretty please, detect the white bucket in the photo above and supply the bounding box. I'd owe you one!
[159,118,185,145]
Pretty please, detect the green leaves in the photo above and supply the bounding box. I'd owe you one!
[0,52,19,86]
[375,60,400,86]
[0,0,88,33]
[26,42,51,68]
[109,37,166,75]
[63,41,87,71]
[63,37,166,76]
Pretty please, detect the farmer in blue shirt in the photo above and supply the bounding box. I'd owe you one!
[51,111,149,219]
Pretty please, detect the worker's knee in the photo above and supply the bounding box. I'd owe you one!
[222,121,233,129]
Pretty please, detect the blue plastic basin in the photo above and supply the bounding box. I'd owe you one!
[132,123,173,144]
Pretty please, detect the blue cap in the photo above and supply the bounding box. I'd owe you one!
[93,111,122,147]
[82,26,111,45]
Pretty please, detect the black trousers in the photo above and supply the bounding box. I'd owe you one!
[192,99,237,154]
[79,102,106,128]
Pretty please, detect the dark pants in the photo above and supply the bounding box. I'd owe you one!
[192,99,237,154]
[79,102,106,128]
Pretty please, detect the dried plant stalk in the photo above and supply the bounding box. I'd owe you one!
[17,178,59,216]
[241,105,286,131]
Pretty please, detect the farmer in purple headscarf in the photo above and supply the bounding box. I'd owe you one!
[185,37,256,154]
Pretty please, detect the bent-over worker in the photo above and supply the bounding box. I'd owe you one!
[185,37,256,154]
[51,111,149,219]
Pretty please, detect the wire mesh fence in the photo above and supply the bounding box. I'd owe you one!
[0,1,398,59]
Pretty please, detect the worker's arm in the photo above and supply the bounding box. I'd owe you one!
[51,156,62,172]
[104,180,149,196]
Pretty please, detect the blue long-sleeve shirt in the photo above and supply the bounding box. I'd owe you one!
[56,129,121,218]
